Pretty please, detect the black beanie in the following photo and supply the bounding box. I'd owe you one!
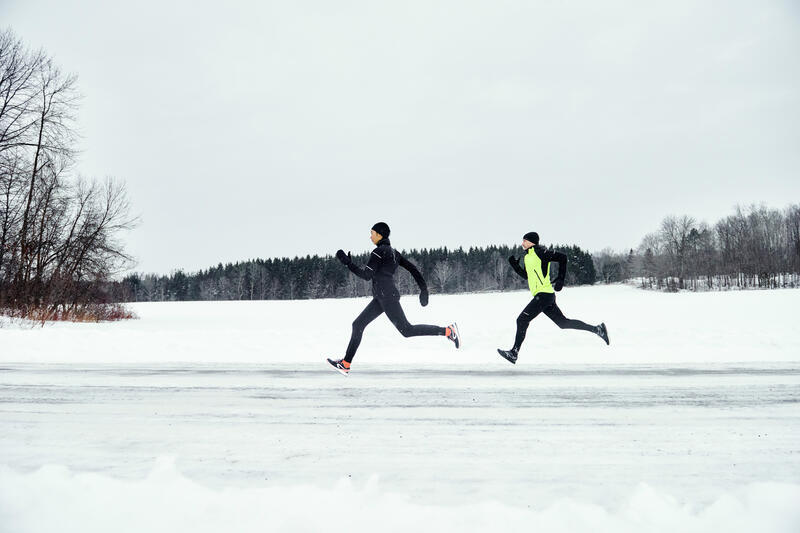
[372,222,390,238]
[523,231,539,244]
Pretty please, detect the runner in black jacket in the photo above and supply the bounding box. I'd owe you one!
[327,222,460,375]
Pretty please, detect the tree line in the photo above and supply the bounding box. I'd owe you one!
[112,244,597,302]
[112,200,800,304]
[592,203,800,291]
[0,29,135,320]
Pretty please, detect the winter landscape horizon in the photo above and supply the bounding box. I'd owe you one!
[3,0,800,531]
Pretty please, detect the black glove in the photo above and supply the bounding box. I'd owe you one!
[419,289,429,307]
[336,249,352,265]
[553,279,564,292]
[508,255,518,267]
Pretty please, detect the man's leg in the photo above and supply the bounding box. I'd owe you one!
[543,301,597,333]
[512,294,549,351]
[344,298,385,364]
[381,298,446,338]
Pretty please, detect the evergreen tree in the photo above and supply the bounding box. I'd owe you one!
[112,243,596,302]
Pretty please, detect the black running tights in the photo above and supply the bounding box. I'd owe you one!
[345,298,446,363]
[513,293,596,350]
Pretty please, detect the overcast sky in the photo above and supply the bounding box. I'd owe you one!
[3,0,799,274]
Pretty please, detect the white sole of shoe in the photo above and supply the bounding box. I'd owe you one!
[326,360,349,376]
[452,322,461,349]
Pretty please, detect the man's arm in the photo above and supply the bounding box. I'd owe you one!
[397,253,427,291]
[337,249,381,281]
[508,255,528,279]
[397,252,429,306]
[547,249,568,290]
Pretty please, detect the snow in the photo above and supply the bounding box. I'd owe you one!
[2,285,799,364]
[1,462,798,533]
[1,285,799,531]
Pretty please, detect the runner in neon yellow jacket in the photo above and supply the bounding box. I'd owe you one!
[498,231,609,364]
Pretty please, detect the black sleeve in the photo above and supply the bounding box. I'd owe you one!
[548,250,568,283]
[510,257,527,280]
[397,252,428,292]
[347,249,382,281]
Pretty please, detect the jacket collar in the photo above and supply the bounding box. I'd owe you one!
[527,244,545,256]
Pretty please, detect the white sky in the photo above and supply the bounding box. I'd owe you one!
[2,0,799,274]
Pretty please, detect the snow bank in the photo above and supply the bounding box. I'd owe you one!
[1,285,799,364]
[1,458,798,533]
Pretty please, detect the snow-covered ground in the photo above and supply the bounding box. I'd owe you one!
[2,285,799,365]
[1,285,799,532]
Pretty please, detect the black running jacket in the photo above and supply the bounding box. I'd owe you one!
[346,238,427,300]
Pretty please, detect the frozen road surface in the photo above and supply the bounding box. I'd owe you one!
[1,361,799,533]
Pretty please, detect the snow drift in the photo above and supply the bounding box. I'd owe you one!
[2,458,799,533]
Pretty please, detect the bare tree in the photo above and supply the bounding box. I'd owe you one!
[787,204,800,275]
[431,260,453,293]
[490,251,507,290]
[658,215,696,289]
[0,30,45,155]
[305,269,325,299]
[593,248,625,284]
[0,30,136,318]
